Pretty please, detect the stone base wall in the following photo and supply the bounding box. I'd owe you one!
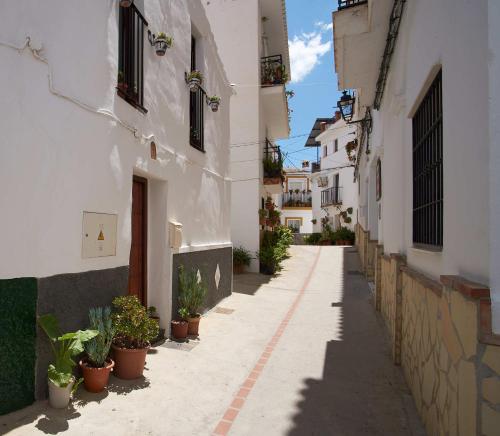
[355,223,377,280]
[375,248,500,436]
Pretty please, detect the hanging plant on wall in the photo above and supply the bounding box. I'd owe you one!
[186,70,203,92]
[153,32,173,56]
[207,96,221,112]
[345,140,358,163]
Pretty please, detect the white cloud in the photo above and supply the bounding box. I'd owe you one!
[289,31,332,83]
[315,21,333,32]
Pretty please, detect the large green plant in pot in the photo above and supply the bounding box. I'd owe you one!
[38,314,98,408]
[111,296,159,380]
[178,265,207,336]
[80,307,116,393]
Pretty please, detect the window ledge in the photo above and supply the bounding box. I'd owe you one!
[411,244,443,254]
[117,89,148,114]
[189,141,205,153]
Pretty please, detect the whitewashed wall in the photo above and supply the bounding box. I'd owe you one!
[0,0,232,322]
[362,0,492,324]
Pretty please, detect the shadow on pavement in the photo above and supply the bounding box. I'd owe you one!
[233,272,272,296]
[287,247,424,436]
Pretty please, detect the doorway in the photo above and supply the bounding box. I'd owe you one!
[129,175,147,306]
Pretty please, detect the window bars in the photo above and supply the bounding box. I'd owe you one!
[118,4,147,112]
[338,0,368,10]
[412,70,443,249]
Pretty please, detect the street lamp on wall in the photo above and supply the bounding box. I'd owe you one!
[337,90,355,123]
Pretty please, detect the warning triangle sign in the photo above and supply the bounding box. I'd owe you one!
[98,230,105,241]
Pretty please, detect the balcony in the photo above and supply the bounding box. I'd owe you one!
[282,192,312,209]
[321,187,343,207]
[333,0,393,108]
[263,139,283,195]
[261,55,290,139]
[311,162,321,173]
[338,0,368,10]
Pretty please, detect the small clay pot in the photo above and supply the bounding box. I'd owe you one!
[171,320,188,340]
[187,315,201,336]
[112,344,149,380]
[80,358,114,393]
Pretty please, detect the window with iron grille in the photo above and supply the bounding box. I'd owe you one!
[190,36,204,151]
[118,4,147,112]
[334,139,338,153]
[412,70,443,249]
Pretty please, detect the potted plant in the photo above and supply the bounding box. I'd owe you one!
[257,246,277,275]
[294,189,300,195]
[79,307,115,393]
[119,0,133,7]
[311,218,317,225]
[269,209,281,227]
[207,96,221,112]
[153,32,173,56]
[259,208,267,226]
[171,307,189,340]
[38,314,98,408]
[187,70,203,92]
[233,246,253,274]
[111,296,159,380]
[178,265,207,336]
[148,306,165,343]
[265,197,274,211]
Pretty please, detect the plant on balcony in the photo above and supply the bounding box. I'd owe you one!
[119,0,133,7]
[233,246,253,274]
[207,96,221,112]
[263,157,282,180]
[154,32,173,56]
[187,70,203,92]
[259,208,267,225]
[294,189,300,195]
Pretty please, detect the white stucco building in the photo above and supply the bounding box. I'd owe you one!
[307,115,358,233]
[0,0,232,409]
[205,0,290,271]
[333,0,500,433]
[276,168,313,234]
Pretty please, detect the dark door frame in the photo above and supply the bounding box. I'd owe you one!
[130,175,148,306]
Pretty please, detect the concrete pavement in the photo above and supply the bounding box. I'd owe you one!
[1,246,424,436]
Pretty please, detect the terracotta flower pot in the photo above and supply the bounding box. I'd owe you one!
[171,320,188,340]
[259,217,266,226]
[80,358,114,393]
[112,344,149,380]
[187,314,201,336]
[233,263,245,275]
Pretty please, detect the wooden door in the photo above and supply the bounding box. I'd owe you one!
[129,176,147,305]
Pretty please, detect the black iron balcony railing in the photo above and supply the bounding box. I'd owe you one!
[261,55,287,86]
[263,139,283,180]
[338,0,368,10]
[282,192,312,208]
[321,186,343,207]
[311,162,321,173]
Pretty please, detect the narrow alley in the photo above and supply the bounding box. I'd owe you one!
[1,246,424,436]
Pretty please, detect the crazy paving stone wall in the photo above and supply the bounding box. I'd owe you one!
[0,278,37,415]
[380,256,395,341]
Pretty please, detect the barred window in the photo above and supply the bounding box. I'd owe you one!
[190,36,205,151]
[412,70,443,249]
[118,4,147,112]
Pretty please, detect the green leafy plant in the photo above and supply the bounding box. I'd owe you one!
[155,32,173,47]
[263,158,283,178]
[178,307,189,321]
[208,96,221,104]
[334,227,355,243]
[311,218,317,224]
[187,70,203,82]
[304,233,322,245]
[38,314,98,391]
[258,209,267,219]
[84,307,115,368]
[178,265,207,317]
[233,246,253,267]
[112,296,159,349]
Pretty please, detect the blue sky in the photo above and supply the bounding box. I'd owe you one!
[277,0,341,169]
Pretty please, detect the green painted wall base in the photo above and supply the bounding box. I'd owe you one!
[0,278,37,415]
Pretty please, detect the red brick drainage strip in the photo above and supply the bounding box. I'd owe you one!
[213,247,323,436]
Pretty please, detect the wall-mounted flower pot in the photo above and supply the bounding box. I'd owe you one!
[119,0,133,7]
[188,78,201,93]
[259,217,266,226]
[187,314,201,336]
[171,320,188,340]
[48,379,74,409]
[154,39,168,56]
[209,101,220,112]
[79,359,114,393]
[112,344,149,380]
